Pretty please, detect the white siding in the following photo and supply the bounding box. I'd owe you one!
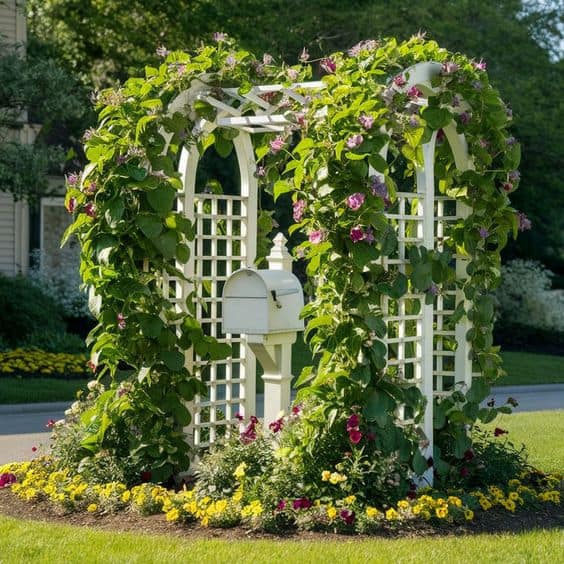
[0,192,16,275]
[0,1,17,45]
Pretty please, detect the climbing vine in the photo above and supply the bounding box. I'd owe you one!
[62,33,525,487]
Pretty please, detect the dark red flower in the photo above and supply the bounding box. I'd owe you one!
[31,446,37,453]
[0,473,17,488]
[460,466,470,478]
[463,449,474,461]
[293,497,312,510]
[291,405,301,416]
[340,509,356,525]
[346,414,360,431]
[348,428,362,444]
[269,418,284,433]
[276,499,286,511]
[494,427,508,437]
[45,419,56,429]
[235,412,244,421]
[141,471,152,482]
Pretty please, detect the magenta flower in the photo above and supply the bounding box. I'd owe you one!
[66,197,76,214]
[31,446,37,452]
[308,230,325,244]
[46,419,56,429]
[407,86,422,98]
[269,418,284,433]
[84,202,96,218]
[84,181,97,195]
[460,467,470,478]
[340,509,356,525]
[0,473,17,488]
[235,412,244,421]
[293,199,306,222]
[291,405,301,415]
[269,135,285,154]
[299,47,310,62]
[442,61,459,74]
[473,59,487,71]
[293,497,312,510]
[346,413,360,430]
[276,500,286,511]
[393,75,406,87]
[66,172,79,186]
[517,211,532,232]
[478,227,489,239]
[350,226,365,243]
[346,134,363,149]
[346,192,365,211]
[358,114,374,130]
[117,313,126,330]
[320,57,337,74]
[212,32,227,42]
[349,428,362,444]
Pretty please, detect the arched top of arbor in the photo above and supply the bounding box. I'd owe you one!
[64,35,526,482]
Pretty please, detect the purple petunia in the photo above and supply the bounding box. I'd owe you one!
[517,211,532,231]
[346,134,363,150]
[479,227,489,239]
[358,114,374,130]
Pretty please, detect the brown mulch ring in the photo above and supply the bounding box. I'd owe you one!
[0,488,562,541]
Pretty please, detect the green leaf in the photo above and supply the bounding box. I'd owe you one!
[295,365,315,388]
[105,198,124,228]
[369,339,387,369]
[125,165,148,181]
[176,243,190,263]
[421,107,453,129]
[273,180,293,201]
[147,186,177,215]
[136,214,163,239]
[412,449,428,476]
[207,340,232,361]
[153,229,178,258]
[363,389,394,425]
[139,315,164,338]
[215,134,233,158]
[159,350,185,371]
[171,402,191,426]
[466,377,490,403]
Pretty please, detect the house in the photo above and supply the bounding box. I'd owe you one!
[0,0,69,276]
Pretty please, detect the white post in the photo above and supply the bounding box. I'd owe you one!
[261,233,295,424]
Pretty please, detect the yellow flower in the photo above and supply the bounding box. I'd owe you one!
[365,506,379,519]
[508,491,519,501]
[327,506,337,520]
[121,490,131,503]
[464,509,474,521]
[233,462,247,480]
[329,472,346,485]
[397,500,410,510]
[447,496,462,507]
[435,506,448,519]
[87,503,97,513]
[385,508,399,521]
[504,499,516,512]
[321,470,331,481]
[508,479,521,489]
[343,495,356,506]
[166,508,180,522]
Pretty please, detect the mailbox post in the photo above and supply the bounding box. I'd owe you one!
[222,234,303,425]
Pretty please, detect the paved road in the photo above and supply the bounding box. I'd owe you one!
[0,385,563,466]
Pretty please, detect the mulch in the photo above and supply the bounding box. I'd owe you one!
[1,488,562,541]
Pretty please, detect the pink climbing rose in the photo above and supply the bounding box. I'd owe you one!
[293,199,306,222]
[309,230,325,244]
[346,192,365,211]
[269,135,285,154]
[346,134,363,149]
[358,114,374,130]
[350,226,365,243]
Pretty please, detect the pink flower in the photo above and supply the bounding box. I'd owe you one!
[225,54,236,69]
[350,226,365,243]
[294,112,306,127]
[346,134,363,149]
[407,86,422,98]
[320,58,336,74]
[299,48,310,63]
[517,212,532,232]
[348,428,362,444]
[263,53,273,65]
[46,419,56,429]
[84,202,96,218]
[83,181,97,195]
[66,172,80,186]
[308,230,325,244]
[393,75,406,87]
[117,313,126,330]
[473,59,487,71]
[66,197,76,214]
[346,413,360,430]
[293,199,306,222]
[287,68,299,81]
[358,114,374,130]
[269,135,285,154]
[346,192,365,211]
[442,61,459,74]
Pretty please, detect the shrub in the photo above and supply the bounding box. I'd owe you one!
[494,260,564,332]
[28,248,91,319]
[0,274,66,347]
[0,348,87,379]
[20,331,86,354]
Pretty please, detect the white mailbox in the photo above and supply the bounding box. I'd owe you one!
[222,268,304,335]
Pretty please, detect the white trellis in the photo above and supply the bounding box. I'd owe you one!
[170,62,476,459]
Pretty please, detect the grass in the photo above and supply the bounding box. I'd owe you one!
[1,340,562,404]
[0,516,561,564]
[498,351,564,386]
[486,410,564,473]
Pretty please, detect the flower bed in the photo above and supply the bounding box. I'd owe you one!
[0,349,88,379]
[0,458,560,536]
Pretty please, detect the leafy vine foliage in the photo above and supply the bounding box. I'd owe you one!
[62,35,522,487]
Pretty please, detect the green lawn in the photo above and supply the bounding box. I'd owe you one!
[0,377,88,404]
[0,515,560,564]
[498,351,564,386]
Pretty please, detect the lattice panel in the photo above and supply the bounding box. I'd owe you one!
[383,191,426,423]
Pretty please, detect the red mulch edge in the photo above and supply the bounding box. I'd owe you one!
[0,488,562,541]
